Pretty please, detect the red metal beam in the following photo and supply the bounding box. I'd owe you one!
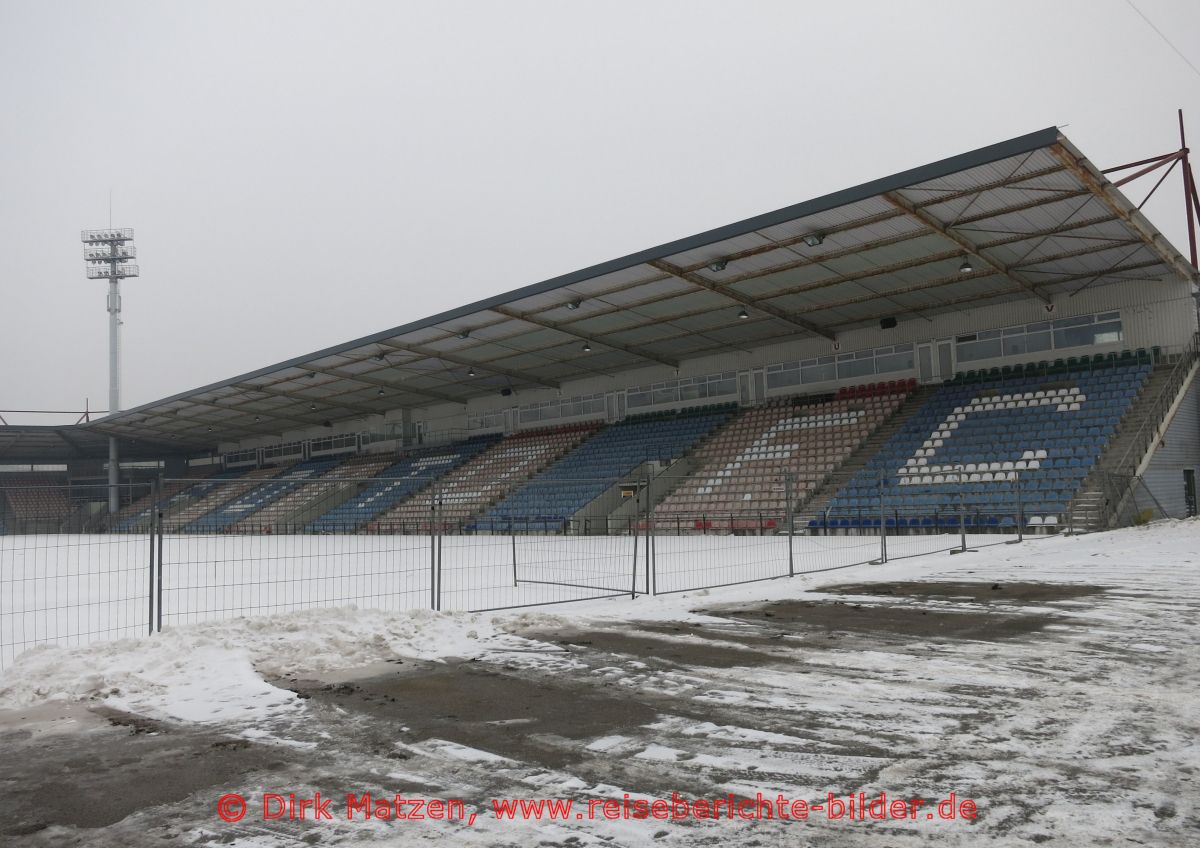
[1181,109,1197,270]
[1102,151,1178,174]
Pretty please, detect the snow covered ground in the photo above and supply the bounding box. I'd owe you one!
[0,520,1196,846]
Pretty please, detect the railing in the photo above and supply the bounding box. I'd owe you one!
[1111,330,1200,477]
[1073,330,1200,530]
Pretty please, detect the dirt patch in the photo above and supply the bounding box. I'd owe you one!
[818,581,1106,605]
[291,661,658,769]
[0,706,292,837]
[521,626,783,667]
[699,599,1056,642]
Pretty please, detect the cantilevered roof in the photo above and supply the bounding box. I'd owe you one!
[67,127,1198,453]
[0,424,190,464]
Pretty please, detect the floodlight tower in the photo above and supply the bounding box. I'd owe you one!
[82,228,139,513]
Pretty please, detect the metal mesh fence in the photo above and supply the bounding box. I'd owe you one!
[0,483,154,667]
[0,470,1062,668]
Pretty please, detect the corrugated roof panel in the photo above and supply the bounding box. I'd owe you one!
[662,231,776,269]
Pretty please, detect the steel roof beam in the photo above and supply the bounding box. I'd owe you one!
[1048,143,1200,283]
[648,259,836,341]
[882,191,1052,305]
[374,339,561,390]
[303,364,466,406]
[821,260,1167,329]
[1008,238,1143,271]
[676,164,1072,274]
[713,212,1123,296]
[232,383,386,418]
[490,305,679,368]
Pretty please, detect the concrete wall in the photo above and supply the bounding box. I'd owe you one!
[1135,377,1200,520]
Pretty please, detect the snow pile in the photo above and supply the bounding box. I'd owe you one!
[0,606,560,722]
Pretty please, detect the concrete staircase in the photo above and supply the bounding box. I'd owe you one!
[1067,360,1194,532]
[798,384,939,518]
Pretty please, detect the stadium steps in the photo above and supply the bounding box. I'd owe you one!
[113,469,218,530]
[162,466,288,531]
[798,384,939,519]
[1068,359,1193,531]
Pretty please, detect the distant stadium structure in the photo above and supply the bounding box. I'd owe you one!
[3,125,1200,662]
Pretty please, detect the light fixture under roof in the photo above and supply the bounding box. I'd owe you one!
[254,415,261,422]
[582,342,592,352]
[803,233,824,247]
[377,388,385,396]
[737,307,750,320]
[457,330,470,340]
[707,259,728,272]
[959,258,974,274]
[310,403,317,411]
[468,366,476,377]
[566,299,581,310]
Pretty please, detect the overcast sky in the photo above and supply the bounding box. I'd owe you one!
[2,0,1199,424]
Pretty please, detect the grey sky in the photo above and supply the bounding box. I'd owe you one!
[2,0,1199,424]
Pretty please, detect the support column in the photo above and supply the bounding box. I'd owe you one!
[107,278,121,514]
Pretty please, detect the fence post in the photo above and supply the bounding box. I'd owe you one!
[435,485,443,612]
[429,485,437,610]
[630,513,639,599]
[878,470,888,564]
[1014,471,1024,543]
[147,477,157,636]
[957,469,968,553]
[511,532,518,587]
[646,476,656,596]
[785,474,795,577]
[156,474,164,632]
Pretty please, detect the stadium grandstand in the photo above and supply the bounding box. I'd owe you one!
[3,126,1200,540]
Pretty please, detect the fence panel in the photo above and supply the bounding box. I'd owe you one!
[0,468,1061,670]
[0,482,153,668]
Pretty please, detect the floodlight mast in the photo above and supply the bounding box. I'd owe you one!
[81,228,139,514]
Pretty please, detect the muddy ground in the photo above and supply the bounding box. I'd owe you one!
[1,573,1194,847]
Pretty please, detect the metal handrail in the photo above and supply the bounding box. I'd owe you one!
[1111,330,1200,476]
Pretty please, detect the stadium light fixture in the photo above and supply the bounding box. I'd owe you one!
[959,258,974,274]
[566,300,581,310]
[377,388,385,396]
[803,233,825,247]
[583,342,592,352]
[707,259,728,272]
[468,366,476,377]
[82,226,139,514]
[457,331,470,340]
[738,307,750,320]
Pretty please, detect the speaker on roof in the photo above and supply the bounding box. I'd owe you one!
[880,317,897,330]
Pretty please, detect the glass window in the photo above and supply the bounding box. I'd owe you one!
[801,361,837,383]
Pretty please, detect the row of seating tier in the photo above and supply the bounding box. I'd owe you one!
[820,359,1152,528]
[473,405,736,531]
[654,385,911,526]
[837,378,917,399]
[305,435,501,532]
[370,422,601,531]
[951,347,1155,384]
[114,467,218,530]
[0,475,71,520]
[230,453,400,531]
[162,465,288,531]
